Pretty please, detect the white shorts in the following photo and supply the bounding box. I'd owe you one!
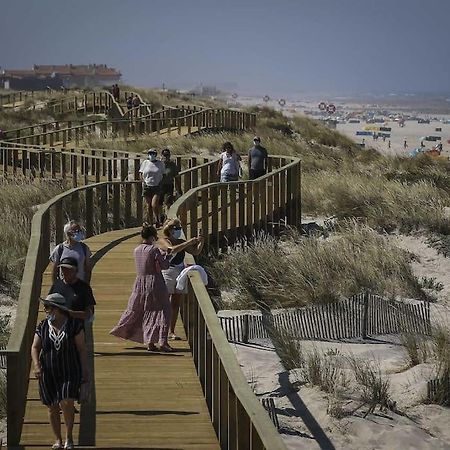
[162,264,187,295]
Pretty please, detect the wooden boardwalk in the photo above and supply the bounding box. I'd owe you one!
[19,228,219,449]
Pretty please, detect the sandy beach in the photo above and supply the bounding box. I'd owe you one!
[337,120,450,156]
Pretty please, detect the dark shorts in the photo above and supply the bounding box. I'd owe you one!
[142,185,160,199]
[249,168,266,180]
[159,183,175,206]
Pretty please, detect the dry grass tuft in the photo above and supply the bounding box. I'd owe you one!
[208,224,423,309]
[0,177,66,294]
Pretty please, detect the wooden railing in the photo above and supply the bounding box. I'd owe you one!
[170,155,301,251]
[4,154,297,449]
[0,90,51,108]
[45,91,115,116]
[2,108,256,146]
[0,142,219,189]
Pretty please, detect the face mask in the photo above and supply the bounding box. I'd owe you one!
[254,141,260,146]
[72,231,85,242]
[47,313,56,322]
[172,229,182,239]
[148,154,157,162]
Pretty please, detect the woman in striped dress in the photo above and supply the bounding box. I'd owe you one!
[31,293,89,450]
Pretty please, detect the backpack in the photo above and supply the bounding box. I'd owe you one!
[57,242,89,262]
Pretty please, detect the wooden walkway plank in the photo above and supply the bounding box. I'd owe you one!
[20,228,219,449]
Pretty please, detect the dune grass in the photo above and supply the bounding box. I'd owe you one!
[208,224,423,310]
[0,178,66,295]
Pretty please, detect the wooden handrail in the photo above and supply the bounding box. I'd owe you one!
[0,143,218,191]
[3,107,256,146]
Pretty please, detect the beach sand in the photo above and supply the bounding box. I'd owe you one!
[222,232,450,449]
[336,120,450,157]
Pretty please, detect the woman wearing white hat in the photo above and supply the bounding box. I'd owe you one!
[31,293,89,449]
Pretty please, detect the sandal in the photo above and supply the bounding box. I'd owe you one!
[169,334,182,341]
[52,443,63,450]
[64,439,74,449]
[147,343,157,352]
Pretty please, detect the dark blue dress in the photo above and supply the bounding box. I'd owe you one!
[36,318,83,406]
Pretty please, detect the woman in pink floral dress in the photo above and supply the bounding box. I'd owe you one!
[110,223,173,351]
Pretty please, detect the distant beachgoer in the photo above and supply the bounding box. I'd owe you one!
[110,223,173,352]
[382,135,386,142]
[217,142,241,182]
[404,139,408,149]
[388,140,391,149]
[31,293,89,450]
[421,140,425,147]
[248,136,268,180]
[361,138,365,147]
[126,95,133,110]
[132,94,140,108]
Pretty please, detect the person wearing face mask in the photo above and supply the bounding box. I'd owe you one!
[159,148,182,214]
[217,141,242,182]
[158,219,204,340]
[248,136,268,180]
[31,293,89,450]
[140,148,165,226]
[50,220,92,284]
[48,257,96,324]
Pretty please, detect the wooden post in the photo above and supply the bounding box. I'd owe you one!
[361,290,369,340]
[71,154,78,188]
[99,185,108,233]
[85,188,94,237]
[113,183,121,230]
[124,183,132,227]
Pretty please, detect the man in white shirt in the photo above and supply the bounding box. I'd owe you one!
[140,149,165,226]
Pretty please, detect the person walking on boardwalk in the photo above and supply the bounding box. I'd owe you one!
[49,257,96,324]
[31,293,89,450]
[217,141,241,182]
[158,219,204,341]
[248,136,268,180]
[50,220,92,284]
[159,148,182,220]
[110,223,174,351]
[132,94,141,108]
[140,148,165,226]
[126,95,133,110]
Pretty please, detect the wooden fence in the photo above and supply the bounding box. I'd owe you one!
[0,143,219,190]
[0,90,52,108]
[427,377,450,405]
[219,292,431,343]
[169,155,301,252]
[2,107,256,146]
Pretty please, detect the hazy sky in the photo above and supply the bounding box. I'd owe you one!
[1,0,449,96]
